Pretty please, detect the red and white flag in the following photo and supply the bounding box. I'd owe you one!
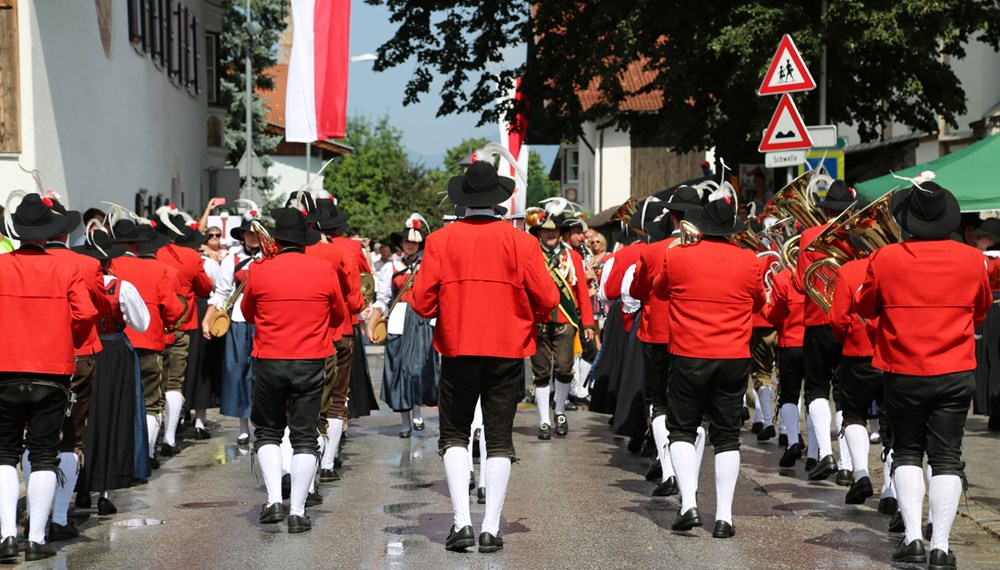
[497,78,528,215]
[286,0,352,142]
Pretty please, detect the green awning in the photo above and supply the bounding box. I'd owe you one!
[854,132,1000,212]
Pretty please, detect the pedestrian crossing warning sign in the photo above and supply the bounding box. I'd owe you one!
[759,94,813,153]
[758,34,816,95]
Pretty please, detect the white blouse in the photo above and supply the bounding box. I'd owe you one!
[104,275,150,333]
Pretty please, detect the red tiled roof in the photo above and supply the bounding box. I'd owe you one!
[578,59,663,112]
[258,64,289,127]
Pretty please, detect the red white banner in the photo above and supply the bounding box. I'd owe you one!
[498,78,528,215]
[286,0,351,142]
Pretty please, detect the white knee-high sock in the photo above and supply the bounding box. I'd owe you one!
[257,444,283,506]
[758,387,774,427]
[322,418,344,470]
[806,411,818,459]
[163,390,184,446]
[575,358,591,398]
[881,450,895,498]
[836,411,853,470]
[554,382,571,415]
[52,452,79,525]
[694,426,707,493]
[309,436,323,494]
[925,464,934,524]
[843,425,870,480]
[289,454,316,517]
[928,475,962,553]
[481,457,511,535]
[779,404,799,449]
[669,441,699,513]
[895,465,926,545]
[443,447,472,529]
[807,399,833,458]
[651,415,674,480]
[0,465,19,539]
[714,451,740,524]
[146,415,160,458]
[280,428,293,475]
[239,418,250,438]
[412,406,423,422]
[535,386,551,425]
[476,433,487,488]
[194,409,207,430]
[751,389,762,423]
[27,470,56,544]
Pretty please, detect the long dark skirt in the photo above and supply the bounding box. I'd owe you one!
[974,302,1000,415]
[79,335,141,492]
[348,324,380,418]
[381,306,440,411]
[184,297,221,411]
[219,321,255,419]
[589,301,626,414]
[612,315,648,439]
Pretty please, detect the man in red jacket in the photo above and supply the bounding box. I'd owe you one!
[857,181,991,568]
[0,193,97,562]
[652,191,765,539]
[529,211,596,440]
[412,161,559,553]
[242,208,345,535]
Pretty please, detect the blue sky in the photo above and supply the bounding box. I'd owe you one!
[346,2,557,170]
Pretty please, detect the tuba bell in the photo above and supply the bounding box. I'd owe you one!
[524,207,546,229]
[762,171,829,229]
[669,219,702,248]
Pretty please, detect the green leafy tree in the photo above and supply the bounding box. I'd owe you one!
[526,150,560,206]
[367,0,1000,161]
[219,0,284,208]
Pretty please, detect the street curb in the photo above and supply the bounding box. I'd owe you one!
[960,501,1000,541]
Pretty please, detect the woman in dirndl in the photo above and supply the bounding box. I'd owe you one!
[73,227,150,515]
[367,213,440,437]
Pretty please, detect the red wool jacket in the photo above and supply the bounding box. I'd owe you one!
[830,257,876,357]
[411,217,559,358]
[241,250,345,359]
[537,245,595,329]
[653,238,766,359]
[630,237,677,344]
[46,244,107,356]
[331,235,370,325]
[602,241,646,333]
[795,223,834,326]
[306,241,362,340]
[856,240,992,375]
[157,244,213,332]
[761,268,805,348]
[111,255,185,352]
[0,247,97,375]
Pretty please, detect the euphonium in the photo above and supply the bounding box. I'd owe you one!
[669,219,702,248]
[762,171,828,229]
[780,234,802,272]
[360,272,376,307]
[207,220,278,337]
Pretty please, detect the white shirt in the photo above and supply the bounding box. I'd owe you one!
[105,275,150,333]
[208,251,257,322]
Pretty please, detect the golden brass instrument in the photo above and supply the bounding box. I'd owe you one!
[802,191,900,312]
[729,226,770,253]
[360,272,376,307]
[207,221,278,337]
[525,207,546,229]
[780,234,802,272]
[609,197,638,225]
[762,171,828,229]
[669,219,702,248]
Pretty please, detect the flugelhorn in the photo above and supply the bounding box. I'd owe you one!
[207,220,278,337]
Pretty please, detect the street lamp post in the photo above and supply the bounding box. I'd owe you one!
[243,0,263,198]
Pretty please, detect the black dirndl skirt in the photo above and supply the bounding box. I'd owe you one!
[974,301,1000,415]
[612,313,648,439]
[348,324,380,418]
[589,300,626,414]
[380,305,440,411]
[184,297,221,410]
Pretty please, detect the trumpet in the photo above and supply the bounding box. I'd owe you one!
[207,220,278,337]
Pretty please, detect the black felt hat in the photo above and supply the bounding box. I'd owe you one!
[816,180,858,212]
[694,196,745,236]
[638,198,672,242]
[314,198,350,230]
[47,197,82,236]
[137,225,172,254]
[971,218,1000,242]
[664,185,703,213]
[270,208,321,246]
[72,228,126,261]
[529,213,571,236]
[109,219,149,244]
[448,161,516,207]
[286,191,330,224]
[7,194,76,241]
[894,181,961,240]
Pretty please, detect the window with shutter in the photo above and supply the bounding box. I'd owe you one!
[0,0,20,153]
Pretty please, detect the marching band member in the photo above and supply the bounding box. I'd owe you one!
[762,265,807,468]
[243,208,346,534]
[0,193,97,562]
[368,214,440,438]
[857,181,991,568]
[411,161,558,552]
[653,189,765,539]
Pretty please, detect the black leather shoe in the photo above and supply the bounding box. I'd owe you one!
[319,468,341,482]
[412,418,426,431]
[281,473,291,501]
[652,477,678,497]
[805,457,818,471]
[892,539,927,563]
[778,433,789,447]
[0,536,18,564]
[236,434,250,446]
[554,414,568,437]
[563,401,579,412]
[779,443,803,468]
[928,548,956,570]
[287,514,312,534]
[924,522,933,542]
[477,487,486,505]
[48,520,80,541]
[160,443,178,457]
[399,430,411,439]
[97,497,117,515]
[24,541,56,562]
[671,507,703,531]
[878,496,898,515]
[305,491,323,507]
[538,423,552,440]
[835,469,853,486]
[845,476,873,504]
[739,407,750,424]
[645,461,663,481]
[808,454,837,481]
[888,511,904,533]
[334,456,343,469]
[469,471,476,491]
[478,531,504,553]
[712,520,735,538]
[195,427,211,440]
[751,421,763,434]
[445,524,476,551]
[757,424,776,441]
[75,492,92,510]
[259,502,286,524]
[150,455,160,470]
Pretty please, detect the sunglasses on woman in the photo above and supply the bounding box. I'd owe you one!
[208,233,222,238]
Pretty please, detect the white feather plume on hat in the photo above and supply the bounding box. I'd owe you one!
[236,199,262,223]
[473,142,527,190]
[404,213,429,242]
[154,205,185,236]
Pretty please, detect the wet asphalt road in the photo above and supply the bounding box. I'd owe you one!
[26,352,1000,569]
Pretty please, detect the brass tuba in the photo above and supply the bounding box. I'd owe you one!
[762,171,829,229]
[802,190,901,312]
[207,220,278,337]
[669,219,702,248]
